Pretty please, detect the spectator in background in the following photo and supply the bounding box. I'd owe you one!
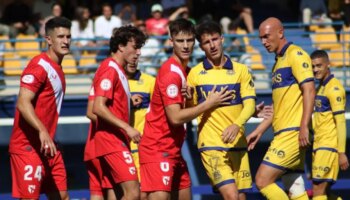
[2,0,36,38]
[328,0,348,40]
[39,3,63,37]
[145,4,169,36]
[344,0,350,27]
[114,1,137,25]
[300,0,332,31]
[71,6,96,64]
[94,3,122,62]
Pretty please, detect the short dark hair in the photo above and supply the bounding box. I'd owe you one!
[195,21,222,43]
[45,17,71,35]
[110,25,147,53]
[168,18,195,38]
[310,50,329,61]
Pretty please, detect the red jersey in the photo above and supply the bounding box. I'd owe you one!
[93,57,131,157]
[145,18,169,35]
[9,53,66,154]
[139,57,187,162]
[84,86,96,161]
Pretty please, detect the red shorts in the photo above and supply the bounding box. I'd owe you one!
[99,151,138,184]
[10,150,67,199]
[85,158,113,196]
[140,158,191,192]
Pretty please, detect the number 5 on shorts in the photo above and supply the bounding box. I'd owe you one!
[122,151,133,164]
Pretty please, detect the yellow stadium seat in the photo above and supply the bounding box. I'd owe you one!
[328,47,350,67]
[313,27,341,50]
[0,35,16,58]
[246,46,266,70]
[3,56,28,76]
[236,28,250,46]
[15,34,40,58]
[340,26,350,48]
[62,54,79,74]
[79,52,97,73]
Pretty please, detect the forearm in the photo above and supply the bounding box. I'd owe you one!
[301,84,315,128]
[86,101,97,122]
[17,100,47,133]
[253,117,272,135]
[234,99,255,127]
[335,113,347,153]
[93,104,131,131]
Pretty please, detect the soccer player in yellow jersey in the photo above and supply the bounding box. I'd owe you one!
[250,17,316,200]
[310,50,349,200]
[187,21,256,200]
[125,62,155,178]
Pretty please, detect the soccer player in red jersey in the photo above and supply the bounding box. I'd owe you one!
[9,17,71,199]
[84,86,115,200]
[138,18,232,200]
[92,25,147,200]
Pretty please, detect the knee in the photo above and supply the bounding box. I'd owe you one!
[222,192,239,200]
[255,174,268,190]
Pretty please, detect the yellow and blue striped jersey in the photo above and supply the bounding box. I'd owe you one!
[128,70,155,152]
[313,74,346,151]
[272,42,314,135]
[187,56,256,151]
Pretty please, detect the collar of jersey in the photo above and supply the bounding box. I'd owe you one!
[322,74,334,86]
[130,70,142,80]
[277,41,293,58]
[203,55,232,70]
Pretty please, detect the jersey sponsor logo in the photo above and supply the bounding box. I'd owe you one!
[28,185,36,194]
[196,84,240,105]
[100,79,112,91]
[22,75,35,84]
[162,176,170,186]
[315,96,331,112]
[268,147,286,159]
[241,170,251,178]
[166,84,179,98]
[272,67,297,89]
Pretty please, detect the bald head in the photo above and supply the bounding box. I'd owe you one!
[259,17,284,31]
[259,17,287,54]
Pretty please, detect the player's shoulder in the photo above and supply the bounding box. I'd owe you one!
[141,72,155,81]
[189,62,205,75]
[328,76,345,91]
[287,44,309,58]
[231,59,250,72]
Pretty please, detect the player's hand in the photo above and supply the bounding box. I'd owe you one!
[206,85,232,107]
[339,153,349,171]
[39,130,57,157]
[131,94,143,107]
[222,124,240,143]
[181,84,194,100]
[246,131,262,151]
[125,126,141,144]
[257,104,273,119]
[299,125,310,148]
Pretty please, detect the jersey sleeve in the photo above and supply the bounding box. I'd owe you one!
[240,65,256,101]
[328,84,346,114]
[20,63,47,94]
[93,66,118,100]
[159,71,183,106]
[290,48,314,85]
[88,86,95,100]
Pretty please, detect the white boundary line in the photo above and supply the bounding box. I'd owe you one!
[1,113,350,126]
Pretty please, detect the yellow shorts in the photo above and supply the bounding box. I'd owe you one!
[200,150,252,192]
[131,150,140,181]
[312,148,339,183]
[262,130,305,172]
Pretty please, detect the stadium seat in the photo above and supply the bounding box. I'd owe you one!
[3,56,28,76]
[0,35,16,58]
[328,47,350,67]
[340,26,350,48]
[312,27,342,50]
[236,28,250,46]
[62,54,79,74]
[15,34,41,58]
[246,46,266,70]
[79,52,97,73]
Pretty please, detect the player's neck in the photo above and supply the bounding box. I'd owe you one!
[276,39,288,55]
[208,54,226,67]
[46,49,63,66]
[172,54,189,69]
[111,54,126,69]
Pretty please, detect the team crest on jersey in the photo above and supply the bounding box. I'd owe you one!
[137,79,144,85]
[22,74,34,84]
[226,69,234,75]
[100,79,112,91]
[213,170,222,181]
[28,185,36,194]
[162,176,170,186]
[302,62,309,68]
[166,84,178,98]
